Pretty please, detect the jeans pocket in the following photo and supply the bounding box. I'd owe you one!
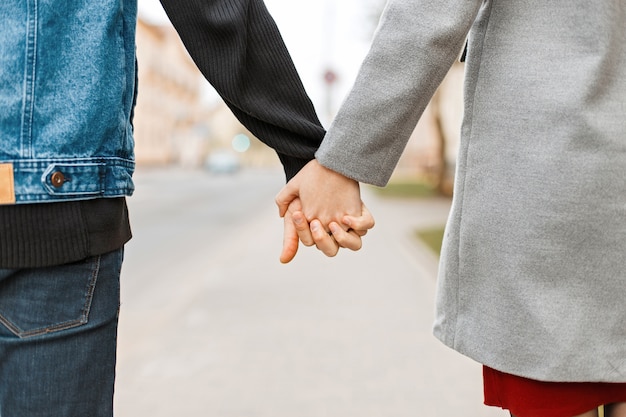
[0,254,107,338]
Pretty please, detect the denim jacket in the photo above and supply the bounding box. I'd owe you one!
[0,0,137,205]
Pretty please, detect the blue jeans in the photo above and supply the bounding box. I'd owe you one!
[0,249,123,417]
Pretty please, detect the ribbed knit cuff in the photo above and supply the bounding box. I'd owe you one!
[0,198,131,268]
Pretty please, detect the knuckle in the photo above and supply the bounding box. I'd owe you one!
[295,223,309,232]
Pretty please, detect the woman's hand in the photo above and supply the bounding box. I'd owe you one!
[277,160,375,263]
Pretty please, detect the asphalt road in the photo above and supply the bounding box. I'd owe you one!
[114,166,505,417]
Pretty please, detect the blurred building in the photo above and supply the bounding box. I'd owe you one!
[133,15,463,185]
[133,18,282,170]
[133,18,207,165]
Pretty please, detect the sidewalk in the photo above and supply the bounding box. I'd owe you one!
[115,173,505,417]
[259,188,503,417]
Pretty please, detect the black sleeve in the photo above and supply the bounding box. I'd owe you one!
[158,0,326,180]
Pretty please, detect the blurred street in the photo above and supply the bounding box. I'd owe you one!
[114,167,504,417]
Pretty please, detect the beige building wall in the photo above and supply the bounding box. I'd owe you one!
[133,19,211,166]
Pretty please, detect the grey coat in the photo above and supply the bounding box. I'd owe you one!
[316,0,626,382]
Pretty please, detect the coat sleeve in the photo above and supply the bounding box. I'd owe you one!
[315,0,483,187]
[158,0,326,180]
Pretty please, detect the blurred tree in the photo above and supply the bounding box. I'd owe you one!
[361,0,461,196]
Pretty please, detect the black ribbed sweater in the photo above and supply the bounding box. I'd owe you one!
[0,0,325,268]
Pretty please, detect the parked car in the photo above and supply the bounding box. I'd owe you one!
[205,150,240,174]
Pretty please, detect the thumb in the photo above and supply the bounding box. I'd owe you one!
[280,211,299,263]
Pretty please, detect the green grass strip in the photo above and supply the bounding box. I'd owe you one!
[415,226,446,256]
[368,181,437,199]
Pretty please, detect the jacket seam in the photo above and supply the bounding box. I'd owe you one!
[452,0,495,349]
[20,0,38,159]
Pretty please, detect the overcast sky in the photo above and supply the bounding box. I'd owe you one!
[137,0,378,125]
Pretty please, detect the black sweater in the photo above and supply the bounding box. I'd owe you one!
[0,0,325,268]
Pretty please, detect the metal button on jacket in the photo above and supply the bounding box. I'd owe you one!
[50,171,66,188]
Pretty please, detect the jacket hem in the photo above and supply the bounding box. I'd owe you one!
[5,157,135,204]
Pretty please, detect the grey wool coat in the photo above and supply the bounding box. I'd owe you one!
[316,0,626,382]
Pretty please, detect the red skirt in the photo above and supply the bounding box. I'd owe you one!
[483,366,626,417]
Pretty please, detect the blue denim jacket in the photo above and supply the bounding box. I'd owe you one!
[0,0,137,204]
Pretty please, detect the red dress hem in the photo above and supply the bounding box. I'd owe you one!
[483,366,626,417]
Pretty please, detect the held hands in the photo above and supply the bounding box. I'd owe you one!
[276,160,375,263]
[279,197,373,263]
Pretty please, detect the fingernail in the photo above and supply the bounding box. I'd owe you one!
[293,214,302,225]
[311,220,320,232]
[329,224,339,234]
[342,217,352,227]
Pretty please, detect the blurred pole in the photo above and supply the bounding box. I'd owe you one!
[321,0,337,124]
[323,69,338,124]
